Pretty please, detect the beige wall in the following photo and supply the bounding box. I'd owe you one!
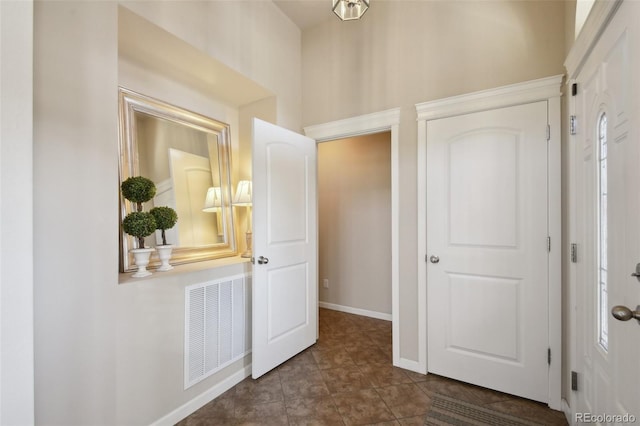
[303,1,566,124]
[121,0,302,133]
[318,132,392,315]
[303,0,567,363]
[32,1,300,424]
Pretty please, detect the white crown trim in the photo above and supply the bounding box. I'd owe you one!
[304,108,400,141]
[415,75,563,122]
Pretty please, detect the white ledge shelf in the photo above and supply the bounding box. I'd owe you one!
[118,255,251,285]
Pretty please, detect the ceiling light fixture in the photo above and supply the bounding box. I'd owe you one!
[332,0,369,21]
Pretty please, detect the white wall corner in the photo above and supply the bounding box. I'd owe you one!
[416,119,428,376]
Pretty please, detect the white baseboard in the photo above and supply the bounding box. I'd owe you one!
[319,301,392,321]
[151,364,252,426]
[395,357,425,374]
[561,398,573,425]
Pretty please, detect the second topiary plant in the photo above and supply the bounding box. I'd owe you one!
[150,206,178,271]
[150,206,178,246]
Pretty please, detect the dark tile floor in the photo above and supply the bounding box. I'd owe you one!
[178,308,567,425]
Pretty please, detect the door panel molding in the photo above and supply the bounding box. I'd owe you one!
[416,76,562,409]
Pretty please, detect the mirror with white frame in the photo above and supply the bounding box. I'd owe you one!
[118,87,236,273]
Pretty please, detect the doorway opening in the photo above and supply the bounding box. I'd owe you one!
[304,107,402,367]
[318,132,392,321]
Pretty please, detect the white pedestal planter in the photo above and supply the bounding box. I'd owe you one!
[156,245,174,271]
[130,247,155,278]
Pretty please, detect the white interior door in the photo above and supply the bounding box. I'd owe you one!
[251,118,318,379]
[427,101,550,403]
[574,1,640,420]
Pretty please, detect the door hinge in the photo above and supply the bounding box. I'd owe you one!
[547,237,551,252]
[548,348,551,365]
[570,243,578,263]
[571,83,578,96]
[570,115,577,135]
[546,124,551,141]
[571,371,579,391]
[425,254,428,263]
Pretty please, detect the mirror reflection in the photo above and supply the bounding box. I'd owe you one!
[118,87,236,273]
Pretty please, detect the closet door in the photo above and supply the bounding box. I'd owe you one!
[427,101,550,402]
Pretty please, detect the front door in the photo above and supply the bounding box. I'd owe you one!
[574,0,640,420]
[251,118,318,379]
[426,101,550,402]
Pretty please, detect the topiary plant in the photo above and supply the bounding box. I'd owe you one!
[150,206,178,246]
[121,176,158,249]
[121,176,157,212]
[122,211,156,249]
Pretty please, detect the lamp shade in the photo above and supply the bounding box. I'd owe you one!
[203,187,222,212]
[233,180,252,206]
[333,0,369,21]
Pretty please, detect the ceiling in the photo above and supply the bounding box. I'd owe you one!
[273,0,336,30]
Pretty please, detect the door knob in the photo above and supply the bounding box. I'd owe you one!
[429,255,440,264]
[257,256,269,265]
[611,305,640,324]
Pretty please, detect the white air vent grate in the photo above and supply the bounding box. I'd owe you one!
[184,274,251,389]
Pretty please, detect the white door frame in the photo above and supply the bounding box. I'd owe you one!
[303,108,404,366]
[415,75,563,409]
